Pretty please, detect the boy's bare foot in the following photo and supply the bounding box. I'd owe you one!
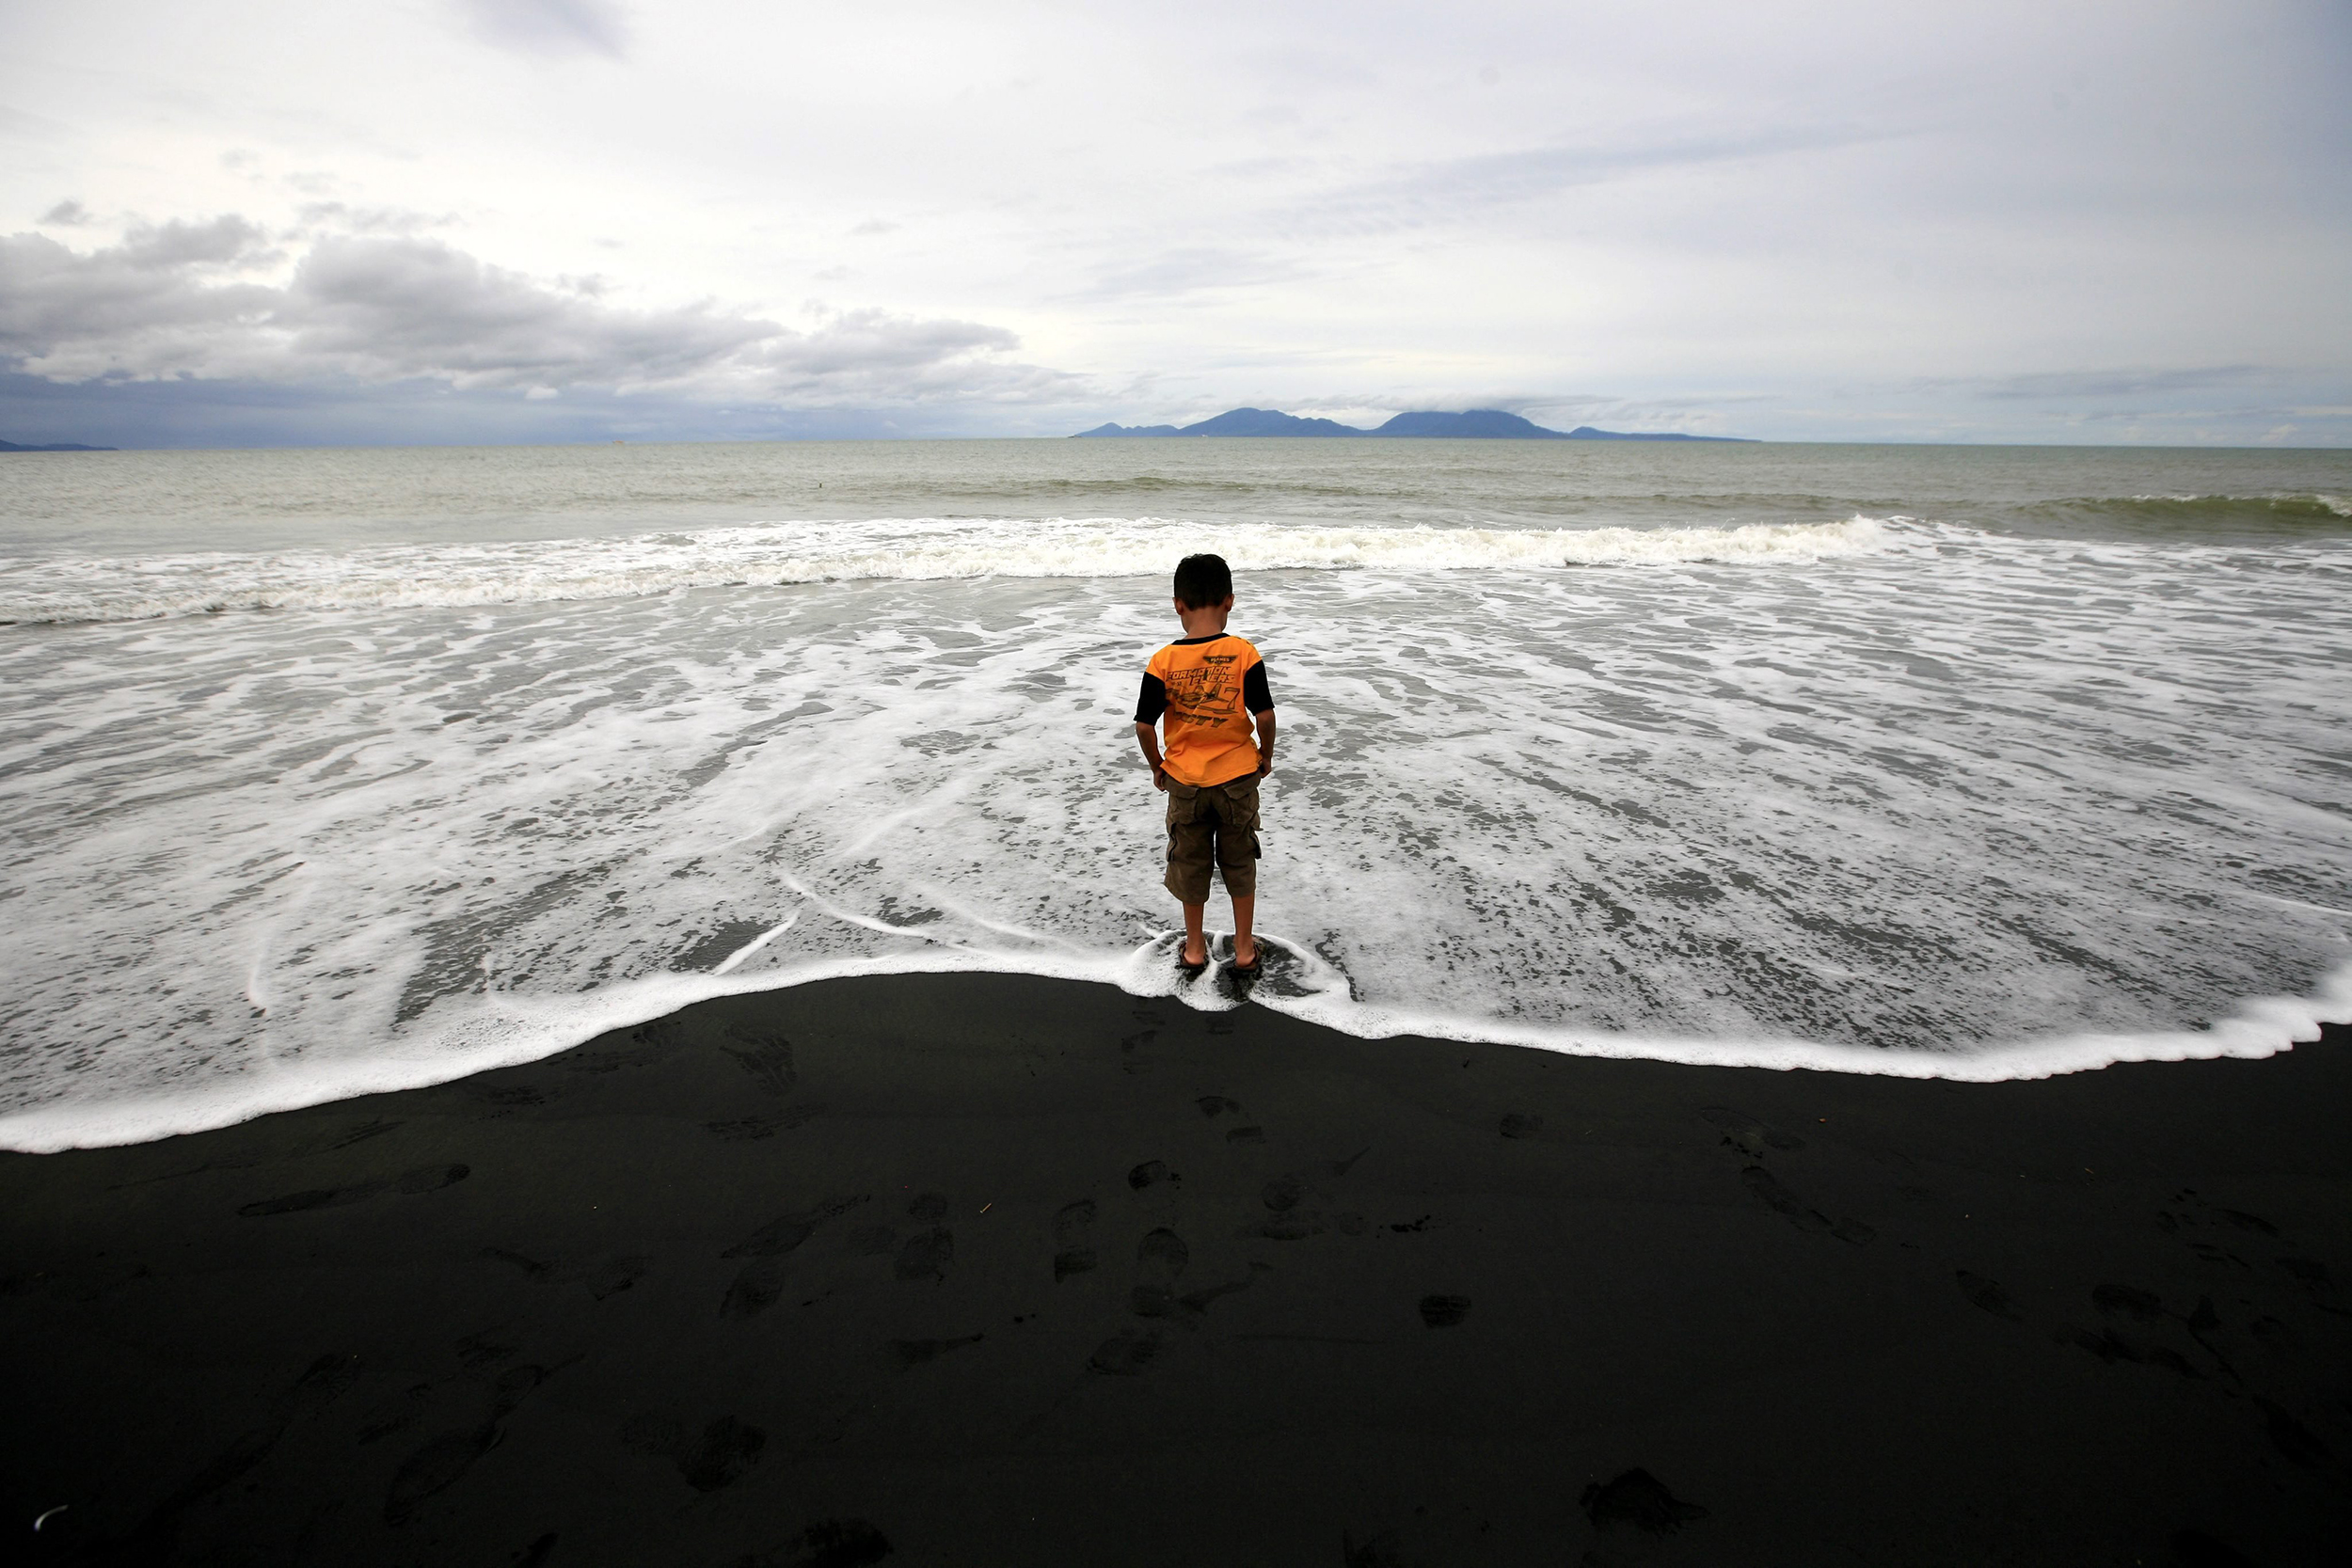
[1231,936,1259,970]
[1179,938,1209,971]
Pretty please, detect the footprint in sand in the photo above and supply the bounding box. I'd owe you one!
[1955,1271,2024,1321]
[723,1196,869,1259]
[1581,1467,1708,1533]
[705,1104,824,1141]
[481,1248,647,1300]
[324,1118,403,1150]
[588,1255,648,1299]
[1699,1105,1805,1159]
[1197,1095,1264,1139]
[1054,1197,1098,1280]
[1128,1159,1178,1190]
[509,1532,559,1566]
[894,1227,954,1283]
[720,1196,869,1316]
[1740,1166,1872,1244]
[718,1032,797,1096]
[845,1223,898,1257]
[1419,1294,1470,1328]
[886,1334,983,1370]
[2257,1400,2330,1468]
[2057,1323,2201,1378]
[621,1413,767,1492]
[1088,1330,1163,1375]
[721,1259,787,1319]
[239,1164,469,1218]
[385,1423,502,1525]
[1131,1227,1191,1318]
[2092,1282,2165,1322]
[483,1246,557,1280]
[1137,1227,1190,1275]
[752,1519,894,1565]
[385,1367,551,1525]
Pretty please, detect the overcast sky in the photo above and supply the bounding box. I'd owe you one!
[4,0,2347,446]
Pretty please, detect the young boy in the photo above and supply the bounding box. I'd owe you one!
[1133,554,1278,975]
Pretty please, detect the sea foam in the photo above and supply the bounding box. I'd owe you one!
[3,514,2348,1150]
[0,515,1883,625]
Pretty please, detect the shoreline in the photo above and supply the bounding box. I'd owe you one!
[5,973,2347,1563]
[9,948,2350,1155]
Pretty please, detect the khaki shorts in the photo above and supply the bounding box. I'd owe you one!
[1164,773,1262,903]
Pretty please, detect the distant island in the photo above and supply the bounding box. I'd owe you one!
[0,438,117,451]
[1073,407,1752,441]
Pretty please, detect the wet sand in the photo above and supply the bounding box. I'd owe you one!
[4,974,2345,1566]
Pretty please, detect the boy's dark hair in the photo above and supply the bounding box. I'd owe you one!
[1172,553,1233,609]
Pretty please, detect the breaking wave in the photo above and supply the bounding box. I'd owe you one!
[2015,492,2352,538]
[0,515,1888,626]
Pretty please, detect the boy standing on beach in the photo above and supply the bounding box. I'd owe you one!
[1134,554,1278,976]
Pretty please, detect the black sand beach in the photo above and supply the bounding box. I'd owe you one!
[4,975,2345,1566]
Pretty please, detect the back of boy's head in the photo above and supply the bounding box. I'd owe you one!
[1172,553,1233,609]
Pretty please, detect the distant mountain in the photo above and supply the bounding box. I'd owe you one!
[0,438,118,451]
[1373,409,1567,438]
[1558,425,1747,442]
[1175,407,1374,437]
[1072,407,1751,441]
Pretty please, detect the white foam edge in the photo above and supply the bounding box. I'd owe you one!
[4,943,2347,1154]
[1259,955,2352,1085]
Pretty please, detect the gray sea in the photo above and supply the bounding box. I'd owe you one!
[3,439,2348,1148]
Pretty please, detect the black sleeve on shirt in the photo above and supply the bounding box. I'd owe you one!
[1243,660,1273,715]
[1135,673,1168,724]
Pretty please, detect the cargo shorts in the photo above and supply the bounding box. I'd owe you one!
[1164,773,1262,903]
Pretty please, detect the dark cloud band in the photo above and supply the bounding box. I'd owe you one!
[0,222,1076,409]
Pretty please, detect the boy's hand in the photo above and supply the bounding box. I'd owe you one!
[1152,764,1168,791]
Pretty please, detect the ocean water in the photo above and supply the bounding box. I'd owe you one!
[3,439,2349,1150]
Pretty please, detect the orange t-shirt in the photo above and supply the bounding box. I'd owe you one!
[1136,633,1273,786]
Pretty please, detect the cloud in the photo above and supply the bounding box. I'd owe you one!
[0,222,1076,408]
[1279,119,1902,238]
[456,0,628,60]
[1974,366,2267,400]
[747,309,1081,405]
[294,202,458,236]
[0,224,282,381]
[120,214,278,269]
[277,236,770,388]
[40,199,90,227]
[1075,245,1314,303]
[0,104,66,141]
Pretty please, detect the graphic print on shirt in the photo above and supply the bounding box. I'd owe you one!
[1168,653,1240,727]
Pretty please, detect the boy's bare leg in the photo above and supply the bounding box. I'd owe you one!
[1182,903,1208,967]
[1231,895,1256,967]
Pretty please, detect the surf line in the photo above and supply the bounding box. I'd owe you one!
[711,914,800,976]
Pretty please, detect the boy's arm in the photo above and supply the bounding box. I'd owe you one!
[1246,657,1276,777]
[1134,666,1169,789]
[1135,722,1168,790]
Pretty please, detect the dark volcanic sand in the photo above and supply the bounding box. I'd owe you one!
[3,976,2346,1566]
